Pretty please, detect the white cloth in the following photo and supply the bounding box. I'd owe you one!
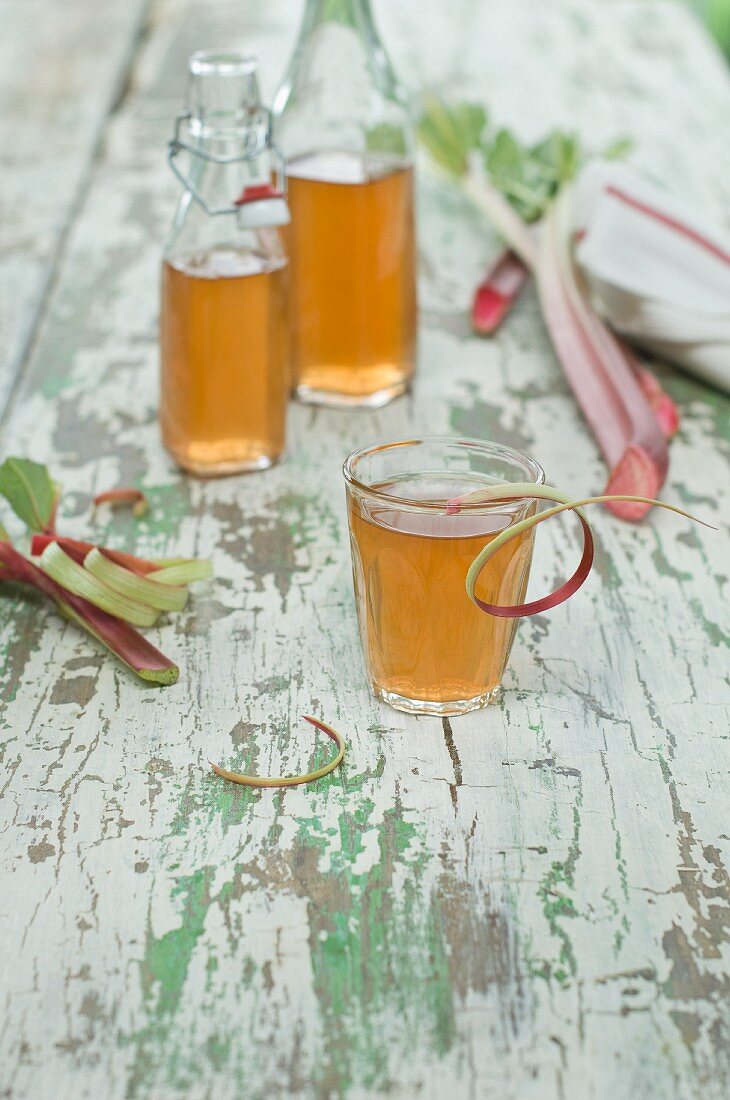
[572,162,730,394]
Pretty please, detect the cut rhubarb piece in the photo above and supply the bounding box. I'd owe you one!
[210,716,346,788]
[147,560,213,586]
[472,250,531,335]
[32,534,155,573]
[83,548,188,613]
[93,488,148,517]
[31,534,192,577]
[40,542,159,628]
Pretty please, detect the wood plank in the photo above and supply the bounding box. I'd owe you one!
[0,1,728,1098]
[0,0,150,416]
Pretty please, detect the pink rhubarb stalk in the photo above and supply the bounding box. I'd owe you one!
[31,534,164,575]
[0,541,178,685]
[473,246,681,440]
[535,190,668,520]
[471,249,531,335]
[633,365,680,440]
[459,177,674,516]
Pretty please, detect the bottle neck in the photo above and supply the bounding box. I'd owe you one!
[273,0,410,163]
[305,0,373,30]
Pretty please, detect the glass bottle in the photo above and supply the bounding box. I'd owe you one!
[160,51,290,476]
[273,0,417,408]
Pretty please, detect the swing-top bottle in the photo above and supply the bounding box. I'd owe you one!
[160,51,290,475]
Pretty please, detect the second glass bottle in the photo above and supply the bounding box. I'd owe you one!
[274,0,417,408]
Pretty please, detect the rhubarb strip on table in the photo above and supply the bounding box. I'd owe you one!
[210,716,346,788]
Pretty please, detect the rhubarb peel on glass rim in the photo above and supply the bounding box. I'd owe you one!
[446,482,714,618]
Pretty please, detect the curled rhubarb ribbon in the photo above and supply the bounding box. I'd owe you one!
[448,484,715,619]
[93,488,148,518]
[209,716,345,789]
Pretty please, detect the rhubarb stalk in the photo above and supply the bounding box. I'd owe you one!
[30,534,210,578]
[538,191,668,519]
[471,248,680,442]
[471,249,531,335]
[0,457,210,683]
[0,541,178,684]
[39,542,160,628]
[418,99,673,519]
[83,548,188,612]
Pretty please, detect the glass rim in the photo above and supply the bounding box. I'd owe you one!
[342,435,545,512]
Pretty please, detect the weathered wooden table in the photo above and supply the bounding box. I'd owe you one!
[1,1,729,1097]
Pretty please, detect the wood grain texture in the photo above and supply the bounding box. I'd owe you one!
[1,2,729,1098]
[0,0,150,414]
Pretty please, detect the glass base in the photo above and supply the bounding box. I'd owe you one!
[373,683,501,716]
[171,452,281,478]
[294,380,409,409]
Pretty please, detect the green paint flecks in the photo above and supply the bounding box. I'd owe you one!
[122,791,468,1099]
[124,866,218,1098]
[306,802,456,1095]
[449,382,534,455]
[532,789,583,987]
[142,868,214,1017]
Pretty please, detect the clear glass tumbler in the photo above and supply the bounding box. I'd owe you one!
[344,437,545,715]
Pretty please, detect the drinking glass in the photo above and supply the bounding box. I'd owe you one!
[344,437,545,715]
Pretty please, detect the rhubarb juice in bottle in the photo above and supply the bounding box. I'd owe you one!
[286,151,416,404]
[161,248,287,474]
[160,51,290,475]
[274,0,417,407]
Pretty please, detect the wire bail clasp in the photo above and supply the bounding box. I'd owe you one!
[167,107,287,220]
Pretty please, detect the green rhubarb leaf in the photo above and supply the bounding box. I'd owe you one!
[531,130,582,184]
[420,96,631,224]
[418,96,487,177]
[0,457,56,532]
[484,125,630,221]
[484,128,578,222]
